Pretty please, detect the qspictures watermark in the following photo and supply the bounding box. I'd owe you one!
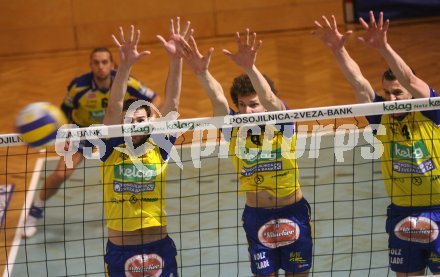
[54,101,389,178]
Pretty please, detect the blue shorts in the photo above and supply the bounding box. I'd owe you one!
[242,197,313,275]
[386,204,440,273]
[105,236,178,277]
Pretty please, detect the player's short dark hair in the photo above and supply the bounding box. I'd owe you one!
[123,99,152,117]
[90,47,113,62]
[230,74,278,107]
[382,68,416,82]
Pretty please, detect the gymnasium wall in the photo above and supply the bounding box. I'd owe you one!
[0,0,343,56]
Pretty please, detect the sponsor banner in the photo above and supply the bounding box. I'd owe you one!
[0,184,14,228]
[3,97,440,147]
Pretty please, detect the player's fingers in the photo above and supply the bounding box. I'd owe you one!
[182,21,191,39]
[235,32,241,45]
[118,26,126,43]
[170,18,175,35]
[314,20,323,29]
[384,19,390,32]
[222,49,232,57]
[175,17,180,34]
[251,32,257,49]
[331,15,338,30]
[379,11,384,29]
[254,40,262,52]
[322,16,332,29]
[245,28,250,45]
[184,28,194,41]
[341,30,353,43]
[111,35,122,47]
[129,25,134,43]
[156,35,167,46]
[134,29,141,46]
[205,47,214,64]
[189,36,201,56]
[358,17,369,30]
[138,50,151,59]
[180,37,192,53]
[369,10,377,28]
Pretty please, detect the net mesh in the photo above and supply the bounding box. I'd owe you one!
[1,98,439,276]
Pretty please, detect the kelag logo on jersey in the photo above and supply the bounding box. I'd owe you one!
[239,147,282,165]
[391,141,436,174]
[114,163,157,182]
[88,110,105,121]
[391,141,429,161]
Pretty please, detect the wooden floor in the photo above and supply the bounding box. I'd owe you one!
[0,18,439,274]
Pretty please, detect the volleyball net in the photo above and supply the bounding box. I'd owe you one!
[1,97,439,276]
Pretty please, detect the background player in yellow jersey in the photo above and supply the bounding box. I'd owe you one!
[314,11,440,276]
[22,47,162,237]
[178,29,312,276]
[100,19,189,276]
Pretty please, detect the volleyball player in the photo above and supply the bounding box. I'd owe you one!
[314,11,440,276]
[178,29,312,276]
[100,19,190,276]
[22,47,161,237]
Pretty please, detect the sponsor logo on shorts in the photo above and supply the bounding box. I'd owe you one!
[394,216,439,243]
[389,248,403,265]
[253,252,270,270]
[258,218,300,249]
[124,253,163,277]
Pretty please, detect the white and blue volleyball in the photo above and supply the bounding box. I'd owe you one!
[16,102,67,148]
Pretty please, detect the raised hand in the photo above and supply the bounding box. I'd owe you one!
[178,35,214,75]
[112,25,151,67]
[222,29,261,70]
[157,17,192,57]
[358,11,389,50]
[313,15,352,51]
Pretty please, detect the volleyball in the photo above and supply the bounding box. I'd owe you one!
[16,102,67,148]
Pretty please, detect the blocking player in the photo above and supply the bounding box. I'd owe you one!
[178,29,312,276]
[314,11,440,276]
[22,47,161,237]
[101,19,189,276]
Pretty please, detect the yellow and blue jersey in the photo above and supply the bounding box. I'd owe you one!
[225,108,300,198]
[61,70,157,127]
[100,135,175,231]
[367,87,440,206]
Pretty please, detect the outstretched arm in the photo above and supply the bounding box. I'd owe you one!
[179,35,229,116]
[223,29,284,111]
[103,26,150,125]
[358,11,430,98]
[157,17,192,116]
[314,15,375,103]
